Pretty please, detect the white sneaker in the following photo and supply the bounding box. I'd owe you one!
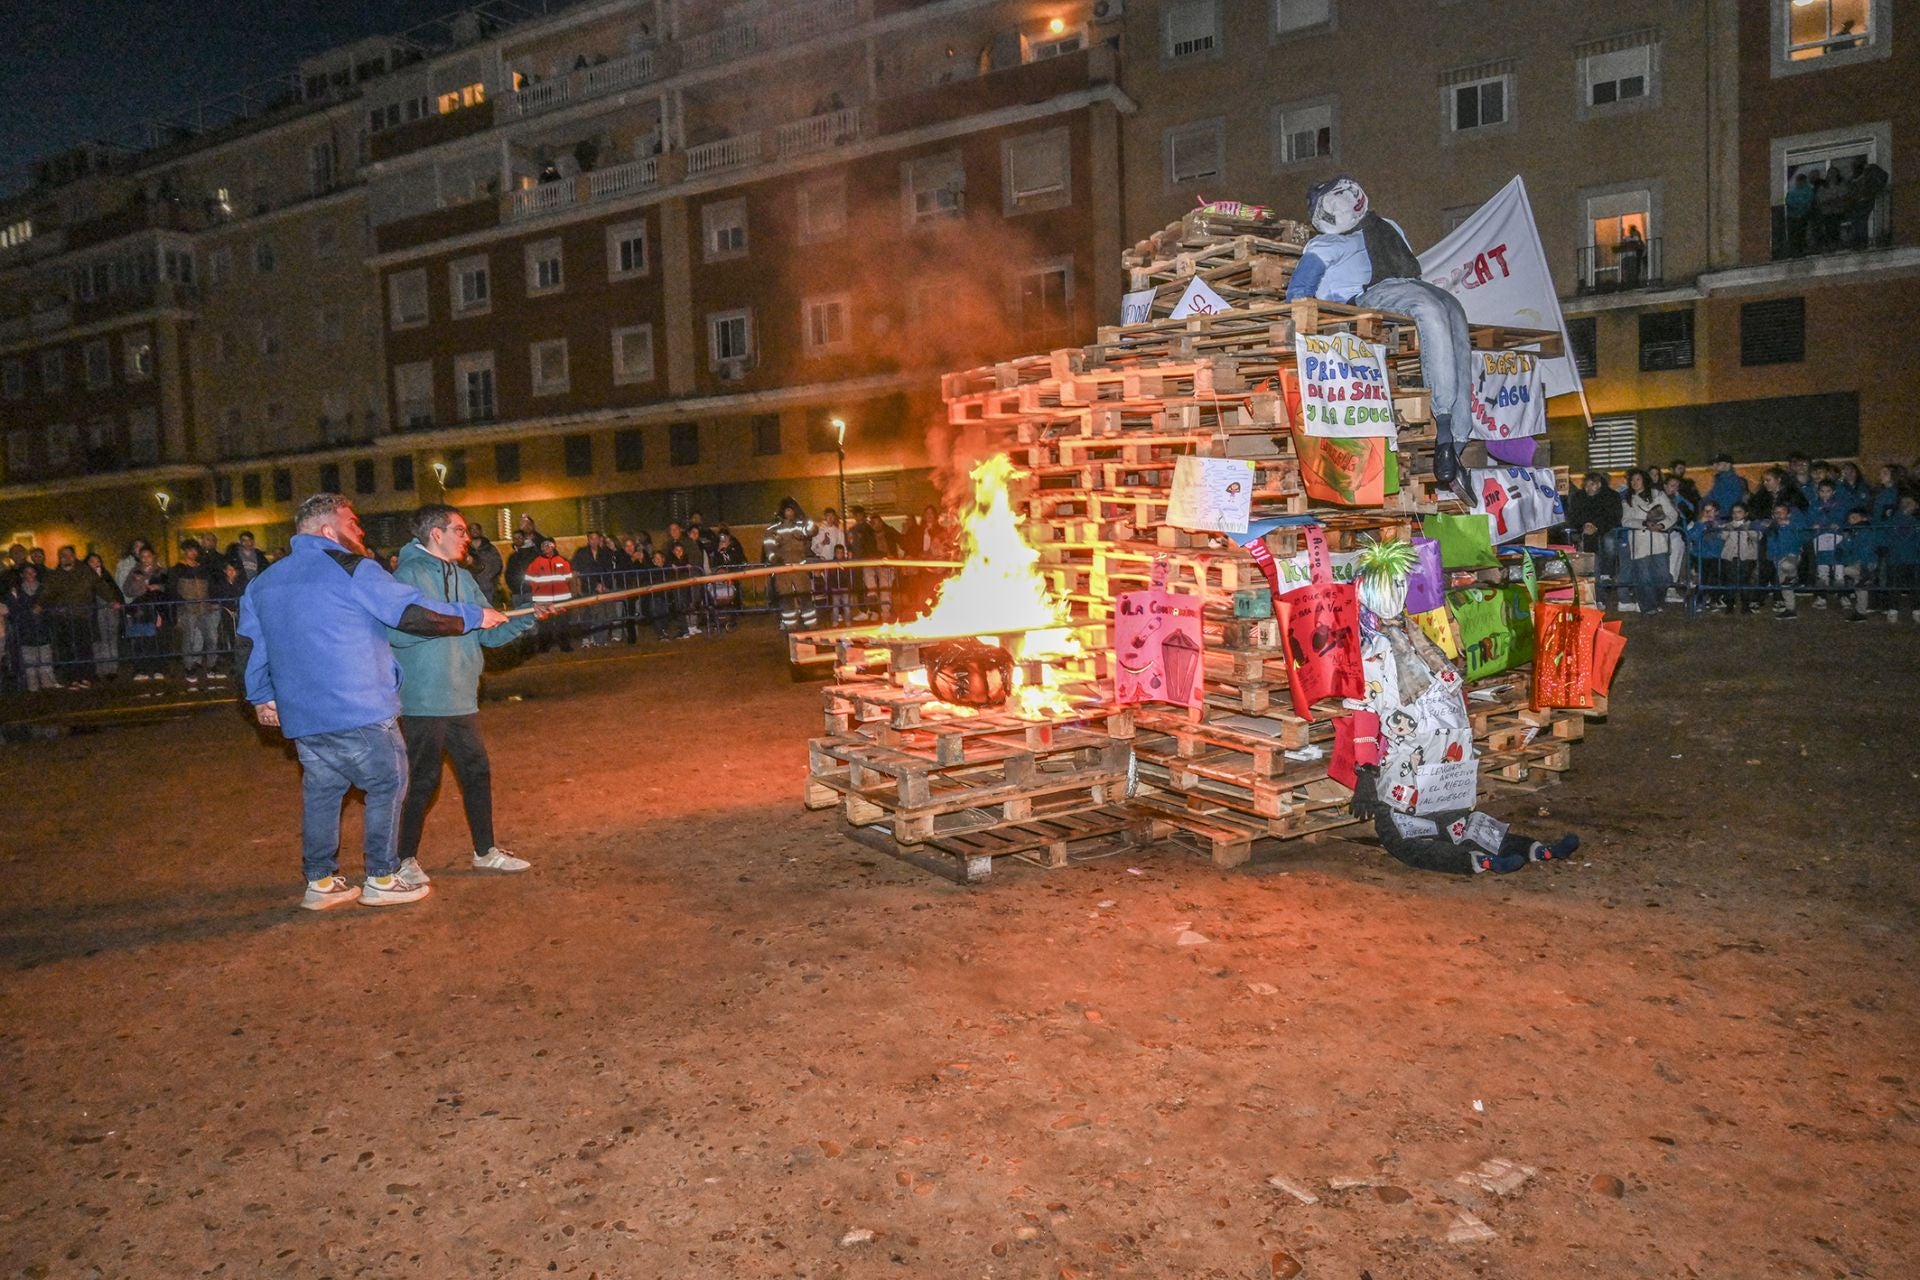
[301,875,362,911]
[1890,611,1902,622]
[473,846,531,872]
[396,857,431,888]
[360,874,430,906]
[1812,595,1827,609]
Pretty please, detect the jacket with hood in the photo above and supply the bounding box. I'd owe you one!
[1763,510,1811,562]
[388,540,534,717]
[1704,469,1749,517]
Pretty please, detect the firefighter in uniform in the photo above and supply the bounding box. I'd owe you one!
[763,497,817,631]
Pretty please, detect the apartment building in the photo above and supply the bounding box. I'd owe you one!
[1109,0,1916,468]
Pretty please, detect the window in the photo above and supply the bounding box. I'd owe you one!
[2,359,24,400]
[454,352,496,422]
[438,83,485,113]
[272,468,293,502]
[218,407,246,457]
[313,220,340,258]
[1003,128,1071,214]
[797,177,846,243]
[162,250,195,286]
[389,268,428,327]
[1014,260,1073,334]
[1273,0,1332,34]
[1583,188,1652,290]
[530,338,570,396]
[611,324,655,385]
[752,414,782,456]
[1165,1,1219,60]
[1583,43,1652,108]
[309,141,336,195]
[242,473,263,507]
[320,462,342,493]
[607,221,649,279]
[253,239,276,273]
[525,238,564,295]
[1029,26,1084,60]
[702,199,748,261]
[494,442,521,483]
[208,246,232,285]
[1786,0,1874,62]
[354,459,376,495]
[1638,309,1695,372]
[1273,100,1336,167]
[0,218,31,249]
[127,331,155,379]
[39,349,63,393]
[803,295,852,354]
[560,432,593,477]
[4,431,29,476]
[392,456,415,491]
[451,254,491,316]
[1450,75,1509,132]
[708,309,753,369]
[1587,418,1639,470]
[1566,317,1599,379]
[442,449,467,488]
[46,423,77,470]
[1741,298,1806,366]
[84,340,111,390]
[394,361,434,428]
[904,152,965,222]
[669,421,700,467]
[614,428,645,472]
[1167,120,1225,186]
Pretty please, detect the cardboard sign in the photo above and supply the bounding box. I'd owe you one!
[1167,455,1254,533]
[1412,759,1478,815]
[1467,466,1565,542]
[1121,288,1157,325]
[1114,589,1204,708]
[1294,332,1396,438]
[1298,434,1388,506]
[1467,350,1547,440]
[1169,277,1231,319]
[1452,810,1511,852]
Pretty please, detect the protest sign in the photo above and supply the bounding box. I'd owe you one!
[1294,332,1396,437]
[1114,589,1204,708]
[1467,466,1565,542]
[1167,455,1254,533]
[1121,288,1157,325]
[1169,277,1231,319]
[1467,349,1547,440]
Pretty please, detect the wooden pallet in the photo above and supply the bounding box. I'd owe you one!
[881,806,1148,883]
[805,753,1128,846]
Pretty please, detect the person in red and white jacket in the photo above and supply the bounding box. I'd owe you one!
[525,535,574,653]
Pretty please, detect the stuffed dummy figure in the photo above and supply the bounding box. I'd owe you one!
[1346,539,1582,875]
[1285,177,1475,487]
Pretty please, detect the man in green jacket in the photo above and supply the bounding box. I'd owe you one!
[388,503,541,885]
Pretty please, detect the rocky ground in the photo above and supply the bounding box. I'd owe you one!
[2,611,1917,1279]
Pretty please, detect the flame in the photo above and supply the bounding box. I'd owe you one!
[880,454,1082,718]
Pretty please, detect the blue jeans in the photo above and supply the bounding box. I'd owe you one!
[1356,276,1473,446]
[294,719,409,882]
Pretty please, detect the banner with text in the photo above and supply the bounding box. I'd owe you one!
[1294,332,1397,438]
[1467,349,1547,440]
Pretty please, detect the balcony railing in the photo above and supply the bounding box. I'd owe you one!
[585,155,660,201]
[506,49,660,120]
[775,107,862,158]
[1770,191,1892,259]
[29,303,73,334]
[509,180,580,219]
[686,133,761,177]
[680,0,861,69]
[506,156,663,222]
[508,78,569,118]
[1576,237,1664,295]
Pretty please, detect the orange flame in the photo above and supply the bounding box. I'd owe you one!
[880,454,1082,718]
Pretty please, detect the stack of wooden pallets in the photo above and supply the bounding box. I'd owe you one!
[796,219,1602,880]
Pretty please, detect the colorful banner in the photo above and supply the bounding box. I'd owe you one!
[1294,331,1397,438]
[1467,350,1547,441]
[1114,589,1205,708]
[1467,466,1565,542]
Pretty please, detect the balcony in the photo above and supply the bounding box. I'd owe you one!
[370,103,495,164]
[505,156,664,223]
[504,49,660,121]
[1770,191,1893,260]
[686,133,762,177]
[678,0,864,70]
[1576,238,1664,295]
[775,107,862,159]
[876,46,1106,135]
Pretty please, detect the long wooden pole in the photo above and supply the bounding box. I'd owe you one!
[501,559,964,620]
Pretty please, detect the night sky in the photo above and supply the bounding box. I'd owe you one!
[1,0,497,195]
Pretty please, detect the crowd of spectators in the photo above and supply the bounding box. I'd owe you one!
[0,501,964,693]
[1560,453,1920,622]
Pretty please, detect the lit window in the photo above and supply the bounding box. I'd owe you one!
[525,238,564,294]
[904,152,965,222]
[437,83,486,114]
[454,352,496,422]
[389,268,429,327]
[0,218,32,249]
[1273,101,1335,166]
[1166,119,1224,185]
[611,324,655,385]
[1003,129,1071,214]
[1165,1,1219,59]
[1449,75,1510,132]
[708,309,753,369]
[451,254,491,315]
[803,295,852,354]
[607,221,649,278]
[1584,44,1653,107]
[1787,0,1872,60]
[530,338,570,396]
[702,199,749,261]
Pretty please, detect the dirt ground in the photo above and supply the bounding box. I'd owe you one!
[2,612,1917,1280]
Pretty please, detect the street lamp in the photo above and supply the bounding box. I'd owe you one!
[154,490,173,567]
[831,417,847,518]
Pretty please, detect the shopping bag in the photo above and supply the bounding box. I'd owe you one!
[1531,600,1603,709]
[1404,537,1445,615]
[1451,552,1540,680]
[1328,709,1382,791]
[1275,525,1364,717]
[1590,620,1627,696]
[1411,604,1460,659]
[1425,511,1499,569]
[1114,588,1205,708]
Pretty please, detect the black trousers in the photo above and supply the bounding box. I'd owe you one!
[397,714,496,862]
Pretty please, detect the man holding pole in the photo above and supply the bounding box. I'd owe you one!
[240,494,509,910]
[388,504,541,885]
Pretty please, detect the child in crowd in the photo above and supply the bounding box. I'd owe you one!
[1839,508,1879,623]
[1687,501,1726,610]
[1805,479,1851,609]
[1718,502,1763,614]
[1882,493,1920,622]
[1765,502,1811,619]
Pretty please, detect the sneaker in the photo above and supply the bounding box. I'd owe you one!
[396,857,431,888]
[1718,601,1733,614]
[360,874,430,906]
[301,875,362,911]
[185,674,200,685]
[1890,611,1902,623]
[207,670,228,681]
[473,846,531,872]
[1812,595,1828,610]
[1844,609,1869,623]
[1616,600,1639,613]
[1774,608,1798,621]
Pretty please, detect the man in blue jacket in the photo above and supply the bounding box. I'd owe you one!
[240,493,508,910]
[388,504,541,887]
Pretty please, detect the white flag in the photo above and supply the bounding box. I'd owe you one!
[1417,176,1584,402]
